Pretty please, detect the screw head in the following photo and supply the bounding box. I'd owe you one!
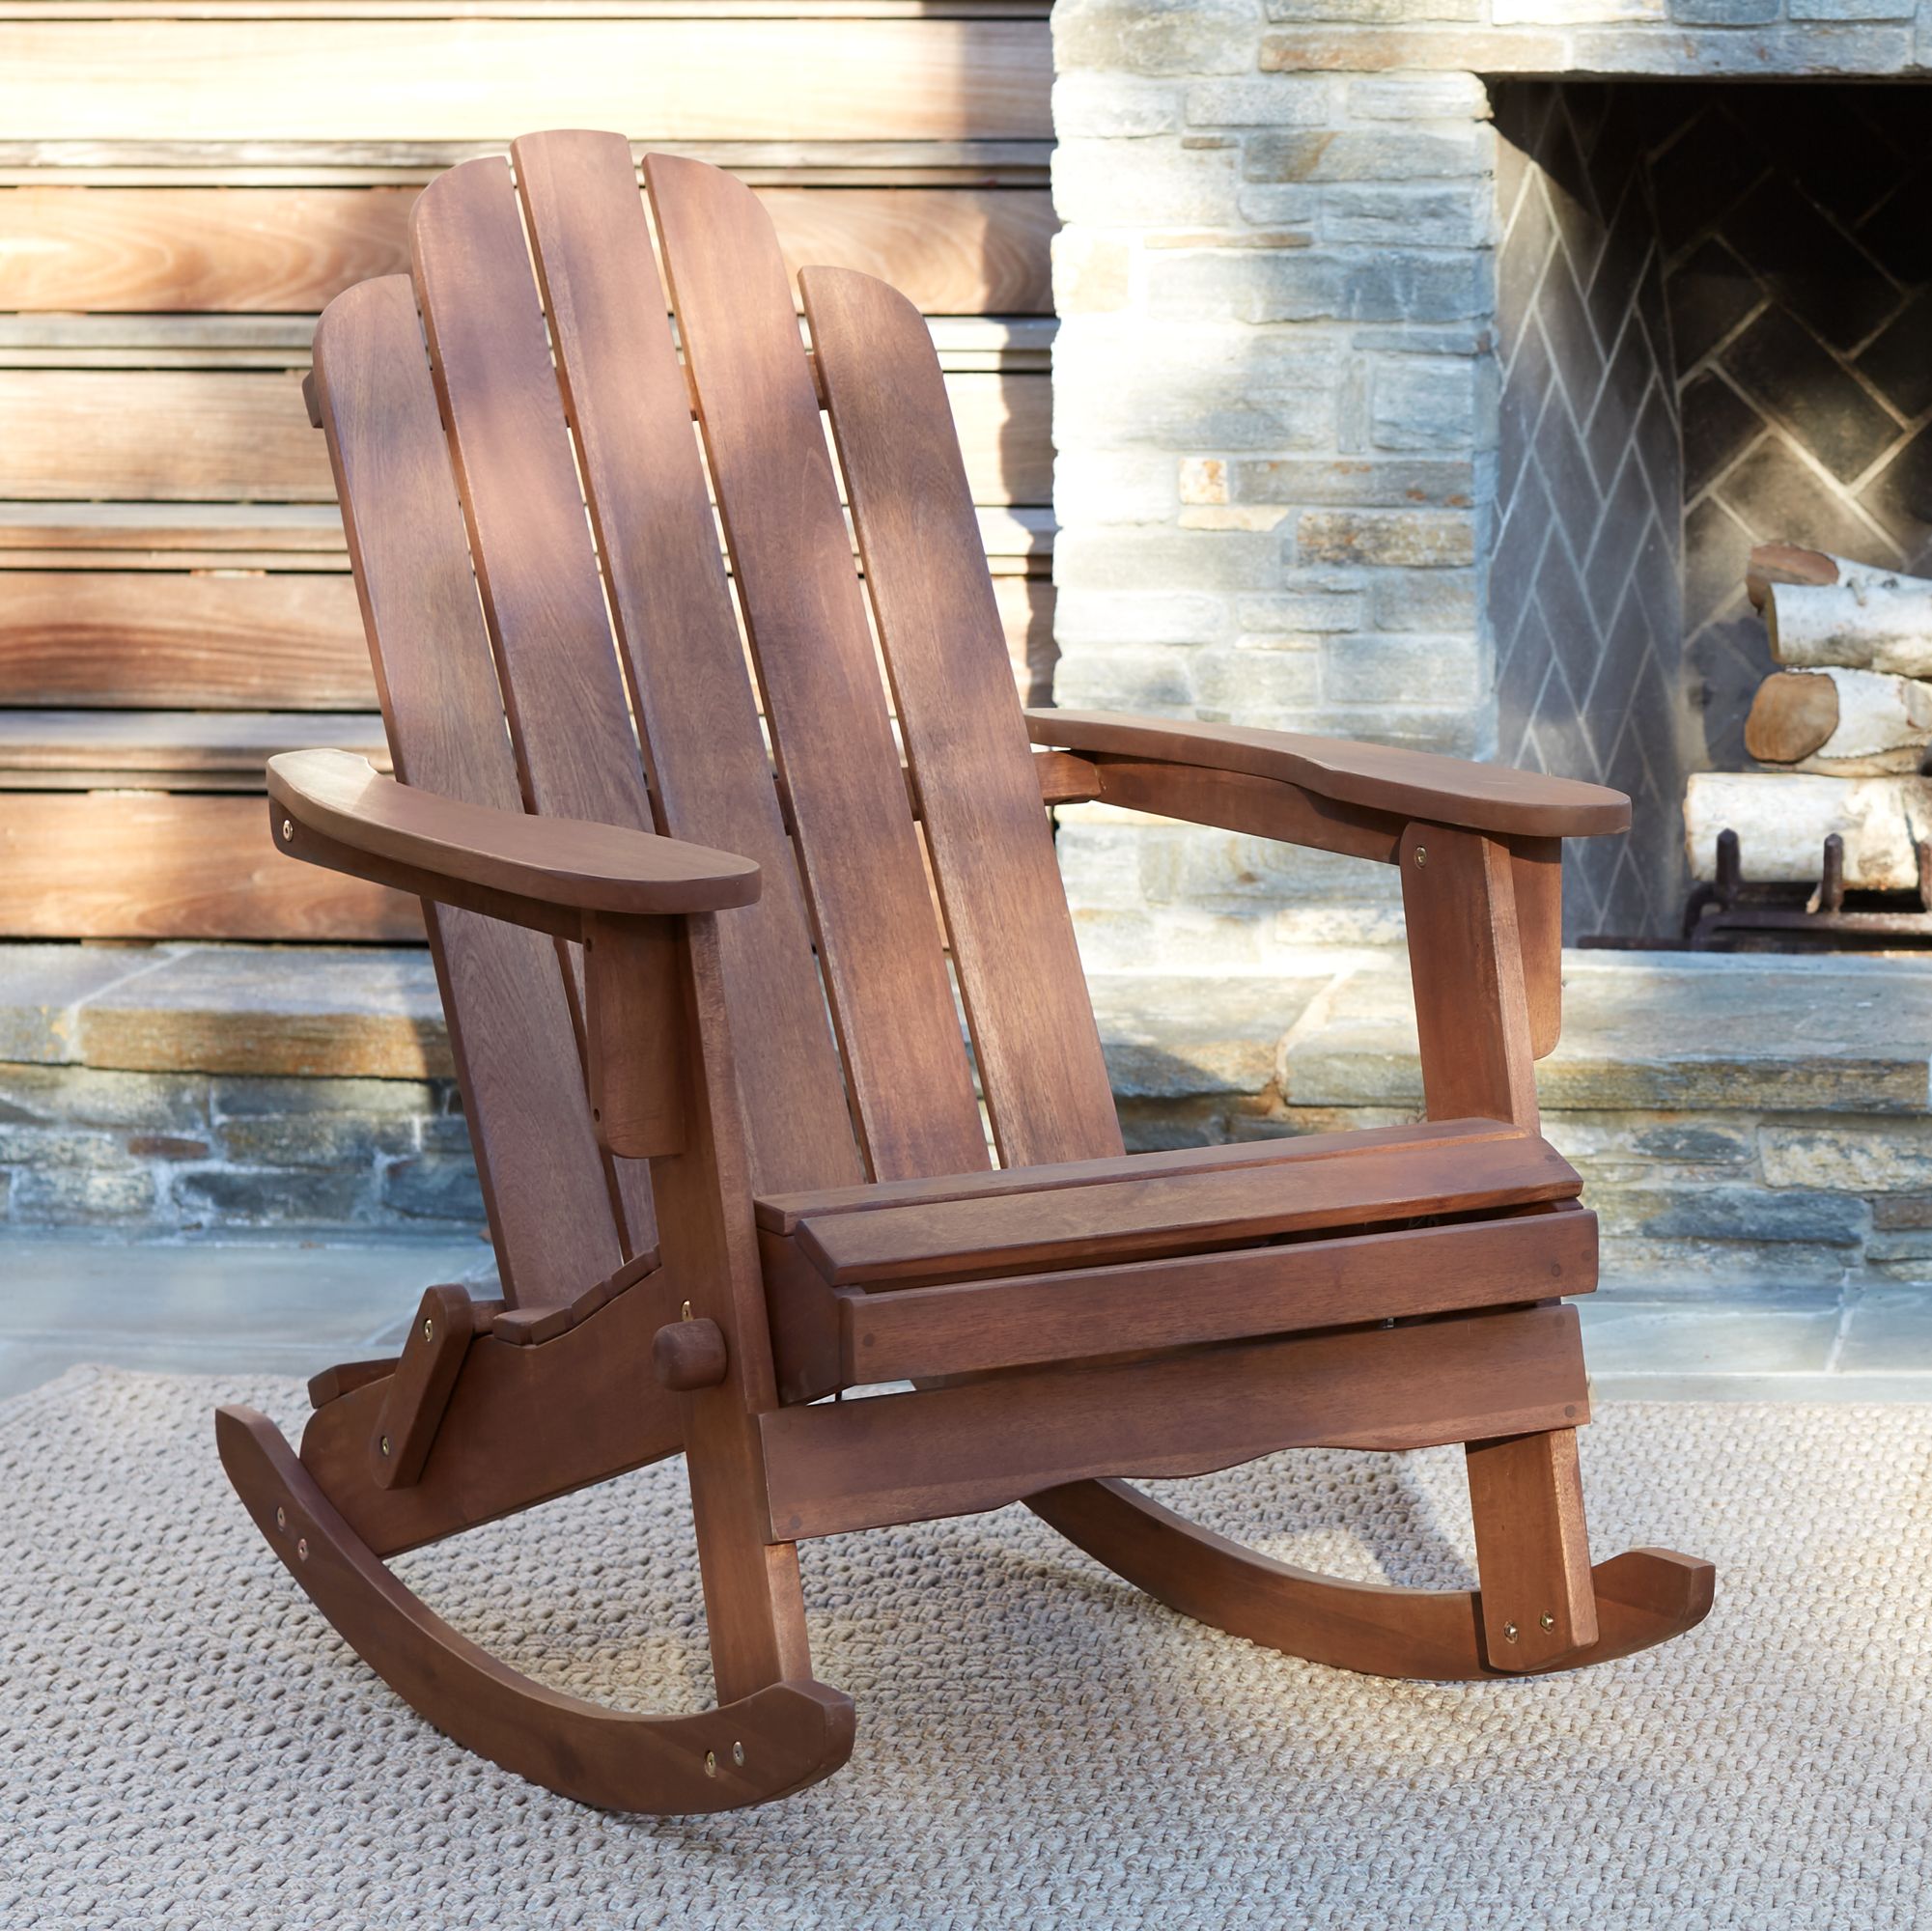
[280,817,294,843]
[1413,846,1428,867]
[681,1300,693,1322]
[296,1536,310,1562]
[379,1435,391,1458]
[422,1317,434,1342]
[732,1741,744,1767]
[1502,1621,1519,1643]
[275,1505,287,1530]
[1539,1613,1556,1633]
[704,1750,717,1777]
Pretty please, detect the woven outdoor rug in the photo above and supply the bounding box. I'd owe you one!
[2,1369,1927,1930]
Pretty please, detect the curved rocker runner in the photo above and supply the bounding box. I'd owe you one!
[219,130,1714,1816]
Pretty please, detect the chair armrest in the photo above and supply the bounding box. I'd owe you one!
[267,748,759,937]
[1024,710,1629,841]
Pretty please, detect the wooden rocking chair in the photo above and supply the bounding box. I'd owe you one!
[215,131,1713,1816]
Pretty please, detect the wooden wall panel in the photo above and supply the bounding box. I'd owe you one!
[0,20,1052,142]
[0,185,1052,316]
[0,573,370,708]
[0,368,1050,506]
[0,791,421,938]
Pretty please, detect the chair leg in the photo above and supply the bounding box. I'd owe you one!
[1465,1427,1598,1671]
[1028,1476,1712,1682]
[216,1405,854,1814]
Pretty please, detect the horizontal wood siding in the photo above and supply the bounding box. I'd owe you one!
[0,2,1053,939]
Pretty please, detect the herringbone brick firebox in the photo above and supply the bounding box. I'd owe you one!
[1492,80,1932,941]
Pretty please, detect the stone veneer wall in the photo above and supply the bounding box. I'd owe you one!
[1050,0,1932,962]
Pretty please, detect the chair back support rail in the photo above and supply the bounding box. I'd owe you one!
[212,130,1714,1816]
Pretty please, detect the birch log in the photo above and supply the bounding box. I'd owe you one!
[1744,666,1932,774]
[1744,542,1909,612]
[1686,771,1932,888]
[1765,579,1932,678]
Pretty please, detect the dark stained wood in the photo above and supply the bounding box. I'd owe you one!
[309,271,635,1302]
[299,1263,685,1558]
[222,145,1711,1816]
[370,1283,475,1490]
[268,749,760,918]
[756,1116,1534,1235]
[218,1405,854,1814]
[306,1357,397,1411]
[831,1206,1598,1387]
[0,183,1051,316]
[0,572,369,709]
[514,127,860,1198]
[1511,836,1564,1060]
[1027,709,1633,840]
[1465,1428,1599,1670]
[0,711,386,791]
[648,152,984,1183]
[764,1306,1591,1542]
[1400,822,1541,1132]
[583,913,688,1160]
[1089,756,1403,866]
[1030,1481,1714,1681]
[0,790,417,939]
[807,263,1117,1172]
[786,1131,1580,1287]
[655,1317,730,1393]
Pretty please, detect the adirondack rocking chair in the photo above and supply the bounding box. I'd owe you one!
[214,131,1713,1816]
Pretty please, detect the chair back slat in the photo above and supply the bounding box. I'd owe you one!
[644,154,987,1184]
[407,154,662,1249]
[511,129,862,1198]
[804,266,1120,1169]
[309,275,631,1303]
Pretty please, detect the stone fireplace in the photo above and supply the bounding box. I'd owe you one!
[1050,1,1932,957]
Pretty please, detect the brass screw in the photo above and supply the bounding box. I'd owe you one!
[1502,1621,1519,1643]
[280,817,294,843]
[681,1300,693,1321]
[423,1317,434,1342]
[296,1537,310,1562]
[704,1750,717,1777]
[379,1435,391,1458]
[1540,1613,1556,1633]
[275,1506,287,1530]
[1413,846,1428,867]
[732,1742,745,1767]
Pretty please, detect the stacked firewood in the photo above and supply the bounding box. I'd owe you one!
[1685,544,1932,891]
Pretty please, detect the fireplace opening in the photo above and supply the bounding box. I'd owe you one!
[1487,80,1932,950]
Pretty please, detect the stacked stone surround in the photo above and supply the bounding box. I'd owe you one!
[1050,0,1932,960]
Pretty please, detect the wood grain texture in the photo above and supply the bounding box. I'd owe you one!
[583,913,687,1161]
[218,1403,854,1814]
[268,749,760,917]
[1029,1480,1713,1683]
[830,1206,1598,1386]
[0,20,1051,143]
[0,710,385,785]
[755,1116,1533,1234]
[0,790,419,938]
[311,271,637,1301]
[1465,1427,1598,1671]
[649,152,984,1183]
[515,127,860,1199]
[0,368,1048,506]
[370,1283,475,1490]
[0,183,1051,315]
[784,1130,1581,1287]
[1028,711,1632,840]
[807,264,1116,1173]
[1400,822,1541,1133]
[763,1305,1591,1541]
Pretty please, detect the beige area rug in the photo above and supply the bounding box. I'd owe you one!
[2,1370,1929,1931]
